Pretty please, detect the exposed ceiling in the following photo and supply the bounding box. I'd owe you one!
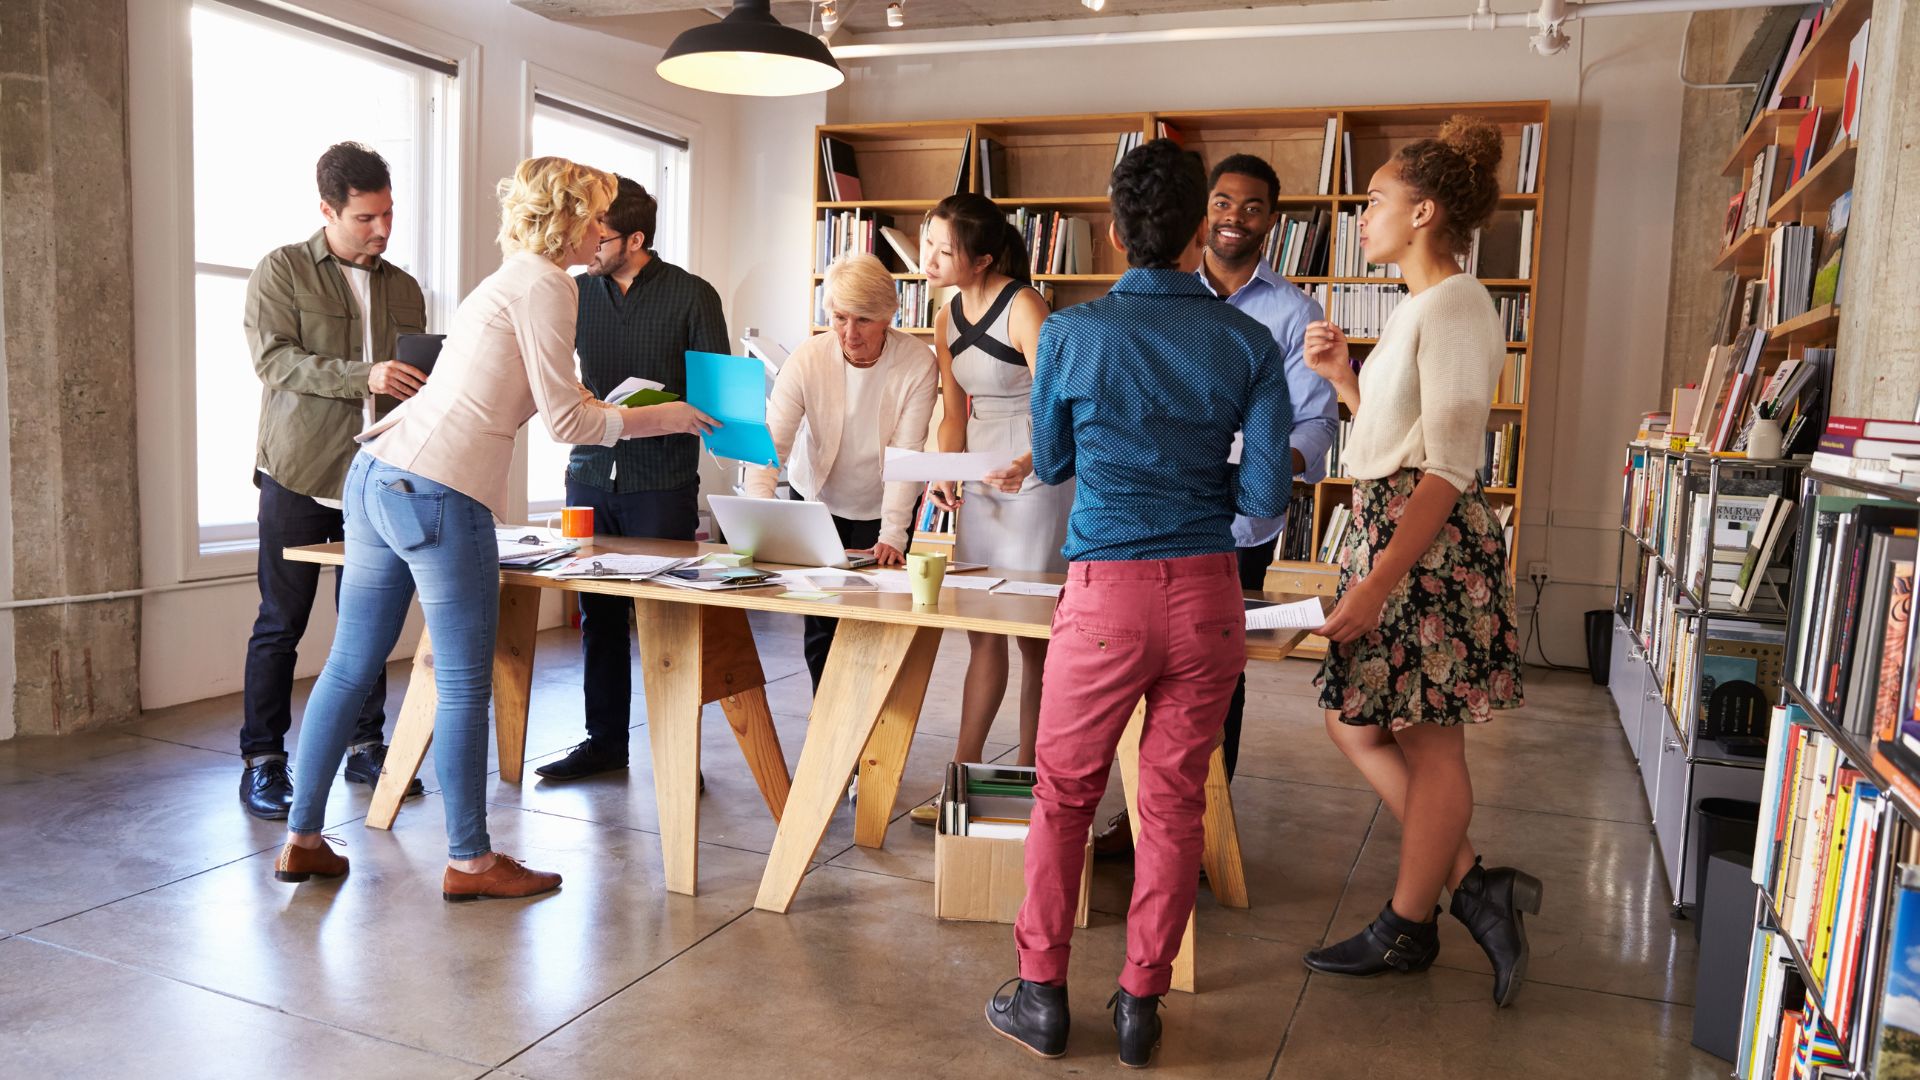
[513,0,1376,49]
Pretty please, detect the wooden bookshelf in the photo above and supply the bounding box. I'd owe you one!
[814,102,1550,661]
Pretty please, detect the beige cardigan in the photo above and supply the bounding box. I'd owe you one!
[359,252,621,519]
[743,329,938,551]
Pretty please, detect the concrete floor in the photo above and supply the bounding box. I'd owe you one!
[0,613,1727,1078]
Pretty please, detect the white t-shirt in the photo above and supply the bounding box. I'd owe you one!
[815,362,884,521]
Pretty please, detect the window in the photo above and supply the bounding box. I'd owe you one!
[189,0,455,551]
[524,96,692,515]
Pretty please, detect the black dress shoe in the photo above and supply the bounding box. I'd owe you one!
[1093,810,1135,860]
[1450,857,1544,1007]
[1303,902,1440,977]
[240,758,293,820]
[344,743,425,798]
[534,739,629,781]
[1108,987,1162,1069]
[985,978,1069,1059]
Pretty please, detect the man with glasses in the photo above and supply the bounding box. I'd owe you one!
[238,141,429,819]
[537,176,731,781]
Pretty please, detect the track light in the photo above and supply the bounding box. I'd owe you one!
[1082,0,1106,10]
[887,3,904,28]
[1529,20,1570,55]
[819,1,838,32]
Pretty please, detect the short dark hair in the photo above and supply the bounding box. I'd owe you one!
[605,176,658,246]
[316,142,391,211]
[1208,153,1280,206]
[928,192,1031,285]
[1108,138,1208,269]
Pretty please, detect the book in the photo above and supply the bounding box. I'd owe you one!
[820,136,862,201]
[1766,16,1813,111]
[1724,191,1747,251]
[951,128,973,196]
[1872,561,1917,744]
[879,225,921,273]
[1316,117,1337,196]
[1876,866,1920,1078]
[1789,107,1822,186]
[979,137,1007,199]
[1826,415,1920,441]
[1839,19,1871,145]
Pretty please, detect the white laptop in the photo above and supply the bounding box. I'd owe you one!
[707,495,877,569]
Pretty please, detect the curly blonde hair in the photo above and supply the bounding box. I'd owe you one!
[496,156,618,260]
[1394,115,1504,257]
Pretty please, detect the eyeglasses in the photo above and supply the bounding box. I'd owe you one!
[597,231,635,248]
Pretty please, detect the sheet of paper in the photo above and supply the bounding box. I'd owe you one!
[1245,597,1325,630]
[787,569,879,591]
[991,580,1064,598]
[552,554,694,580]
[881,447,1020,482]
[602,376,664,403]
[869,570,1005,592]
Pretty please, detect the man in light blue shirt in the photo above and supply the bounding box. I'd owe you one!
[1093,153,1339,857]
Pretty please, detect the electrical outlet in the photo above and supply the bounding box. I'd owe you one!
[1526,561,1550,581]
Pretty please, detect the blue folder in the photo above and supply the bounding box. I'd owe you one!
[685,351,780,468]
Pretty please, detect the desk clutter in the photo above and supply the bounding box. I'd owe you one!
[933,763,1090,927]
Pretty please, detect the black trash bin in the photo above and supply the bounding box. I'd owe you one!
[1585,609,1612,686]
[1692,798,1761,940]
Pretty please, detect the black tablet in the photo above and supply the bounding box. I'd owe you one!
[396,333,445,375]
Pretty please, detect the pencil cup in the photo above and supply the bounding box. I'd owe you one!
[560,506,594,539]
[1747,418,1784,460]
[906,552,947,607]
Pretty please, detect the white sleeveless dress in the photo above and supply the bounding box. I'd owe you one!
[946,282,1074,574]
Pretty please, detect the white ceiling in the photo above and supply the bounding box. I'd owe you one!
[513,0,1379,46]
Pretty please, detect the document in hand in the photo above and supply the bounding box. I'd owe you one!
[602,375,679,408]
[1244,597,1325,630]
[881,447,1019,483]
[686,350,779,467]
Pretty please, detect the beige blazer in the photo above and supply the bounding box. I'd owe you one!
[743,328,938,551]
[359,251,621,520]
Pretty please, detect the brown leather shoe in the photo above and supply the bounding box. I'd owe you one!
[442,854,562,902]
[274,836,348,882]
[1093,810,1135,860]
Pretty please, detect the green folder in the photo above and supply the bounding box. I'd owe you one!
[616,387,680,407]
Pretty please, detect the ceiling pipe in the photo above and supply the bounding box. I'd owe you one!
[828,0,1795,59]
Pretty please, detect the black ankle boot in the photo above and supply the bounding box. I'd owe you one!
[1450,857,1544,1007]
[1303,902,1440,977]
[986,978,1069,1059]
[1107,987,1162,1069]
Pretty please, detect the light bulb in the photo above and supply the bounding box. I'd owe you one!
[820,0,838,32]
[887,3,904,27]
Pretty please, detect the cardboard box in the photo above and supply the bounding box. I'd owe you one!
[933,825,1091,928]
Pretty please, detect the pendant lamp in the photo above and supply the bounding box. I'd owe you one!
[657,0,845,97]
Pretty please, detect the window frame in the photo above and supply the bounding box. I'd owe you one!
[514,64,703,521]
[175,0,473,578]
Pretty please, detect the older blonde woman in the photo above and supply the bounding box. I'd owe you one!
[276,157,715,901]
[745,253,938,689]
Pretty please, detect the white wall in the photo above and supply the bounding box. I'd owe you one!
[127,0,737,710]
[779,0,1690,667]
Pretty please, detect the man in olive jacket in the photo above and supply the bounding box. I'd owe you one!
[238,142,428,819]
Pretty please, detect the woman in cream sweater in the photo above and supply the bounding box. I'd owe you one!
[274,157,714,901]
[744,253,938,689]
[1298,117,1539,1006]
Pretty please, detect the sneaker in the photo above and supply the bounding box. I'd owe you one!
[534,739,629,781]
[344,743,425,798]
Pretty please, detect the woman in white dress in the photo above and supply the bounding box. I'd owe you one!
[918,194,1070,817]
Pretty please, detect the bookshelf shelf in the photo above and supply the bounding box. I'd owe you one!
[1767,140,1858,225]
[1714,226,1774,273]
[1721,108,1812,179]
[817,102,1550,612]
[1764,303,1841,350]
[810,272,927,281]
[1772,0,1871,102]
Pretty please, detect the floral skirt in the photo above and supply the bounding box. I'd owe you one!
[1314,469,1524,728]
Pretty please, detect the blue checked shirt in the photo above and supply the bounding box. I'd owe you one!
[1195,259,1340,547]
[1031,268,1294,563]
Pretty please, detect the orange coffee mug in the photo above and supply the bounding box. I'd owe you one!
[560,506,594,539]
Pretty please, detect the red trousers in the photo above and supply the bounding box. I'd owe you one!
[1014,553,1246,997]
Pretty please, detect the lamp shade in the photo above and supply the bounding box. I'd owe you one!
[657,0,845,97]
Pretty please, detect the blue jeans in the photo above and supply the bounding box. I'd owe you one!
[288,451,500,859]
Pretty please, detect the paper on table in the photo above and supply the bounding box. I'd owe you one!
[869,570,1005,592]
[882,447,1019,483]
[991,580,1064,598]
[788,568,879,591]
[780,590,839,602]
[552,554,694,580]
[1244,597,1325,630]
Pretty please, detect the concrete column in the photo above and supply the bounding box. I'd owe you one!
[1832,0,1920,416]
[0,0,142,736]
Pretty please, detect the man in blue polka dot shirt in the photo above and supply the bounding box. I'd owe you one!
[987,138,1294,1069]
